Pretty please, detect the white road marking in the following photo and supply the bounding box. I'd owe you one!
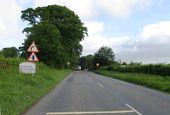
[125,103,142,115]
[46,110,134,115]
[97,82,104,88]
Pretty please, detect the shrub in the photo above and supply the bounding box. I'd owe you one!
[106,64,170,77]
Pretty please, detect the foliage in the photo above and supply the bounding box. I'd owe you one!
[95,70,170,93]
[105,64,170,77]
[2,47,18,58]
[79,54,94,70]
[20,5,87,68]
[0,50,4,57]
[93,46,115,67]
[79,56,87,70]
[86,55,94,70]
[0,57,72,115]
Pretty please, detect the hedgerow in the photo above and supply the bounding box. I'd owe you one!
[106,64,170,76]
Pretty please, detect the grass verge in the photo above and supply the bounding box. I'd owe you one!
[0,58,72,115]
[94,70,170,94]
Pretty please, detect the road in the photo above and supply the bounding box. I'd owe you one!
[24,71,170,115]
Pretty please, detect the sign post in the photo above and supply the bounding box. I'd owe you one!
[19,62,36,75]
[67,62,70,69]
[96,63,100,69]
[19,41,39,76]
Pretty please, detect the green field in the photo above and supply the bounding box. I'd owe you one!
[0,58,72,115]
[94,70,170,94]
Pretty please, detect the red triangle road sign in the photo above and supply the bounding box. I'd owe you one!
[28,52,39,62]
[27,41,39,52]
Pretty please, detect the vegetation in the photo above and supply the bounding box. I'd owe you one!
[94,70,170,93]
[0,57,72,115]
[78,55,94,70]
[91,46,170,93]
[2,47,18,58]
[105,64,170,77]
[78,46,115,70]
[93,46,115,67]
[0,50,3,57]
[20,5,87,68]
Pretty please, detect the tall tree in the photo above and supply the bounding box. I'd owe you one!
[20,5,87,68]
[94,46,115,67]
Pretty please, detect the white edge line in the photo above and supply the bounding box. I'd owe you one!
[97,82,104,88]
[125,103,142,115]
[46,110,134,115]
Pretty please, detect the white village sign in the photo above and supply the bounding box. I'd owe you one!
[19,62,36,74]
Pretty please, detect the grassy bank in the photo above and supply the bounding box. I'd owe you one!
[94,70,170,93]
[0,58,72,115]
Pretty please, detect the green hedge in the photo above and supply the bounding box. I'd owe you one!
[106,64,170,76]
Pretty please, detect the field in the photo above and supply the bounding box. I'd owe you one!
[94,70,170,94]
[0,58,72,115]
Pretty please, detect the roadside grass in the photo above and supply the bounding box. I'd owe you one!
[0,58,72,115]
[94,70,170,94]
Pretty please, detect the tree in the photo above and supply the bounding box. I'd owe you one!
[0,50,4,58]
[86,55,94,70]
[20,5,87,68]
[79,55,94,70]
[2,47,18,58]
[94,46,115,67]
[79,56,87,70]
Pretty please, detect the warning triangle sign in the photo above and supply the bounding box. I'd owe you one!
[27,41,39,52]
[28,52,39,62]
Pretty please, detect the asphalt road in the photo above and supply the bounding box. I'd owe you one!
[24,71,170,115]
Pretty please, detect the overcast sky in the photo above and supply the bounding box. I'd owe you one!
[1,0,170,63]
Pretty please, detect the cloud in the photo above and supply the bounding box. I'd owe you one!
[35,0,152,20]
[139,21,170,47]
[0,0,23,49]
[34,0,96,20]
[81,21,136,55]
[97,0,152,18]
[81,21,170,63]
[118,21,170,63]
[81,34,135,56]
[80,21,106,55]
[84,21,104,35]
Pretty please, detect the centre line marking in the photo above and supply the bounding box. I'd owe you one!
[125,103,142,115]
[46,110,134,115]
[97,82,104,88]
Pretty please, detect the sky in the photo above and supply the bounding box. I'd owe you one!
[1,0,170,63]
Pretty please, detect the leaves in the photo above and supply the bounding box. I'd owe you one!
[20,5,87,68]
[2,47,18,58]
[94,46,115,66]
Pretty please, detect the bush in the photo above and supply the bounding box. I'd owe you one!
[106,64,170,77]
[106,66,114,71]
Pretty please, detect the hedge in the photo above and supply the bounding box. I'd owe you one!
[106,64,170,77]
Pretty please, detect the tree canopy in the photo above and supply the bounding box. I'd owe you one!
[2,47,18,58]
[20,5,87,68]
[79,55,94,70]
[94,46,115,67]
